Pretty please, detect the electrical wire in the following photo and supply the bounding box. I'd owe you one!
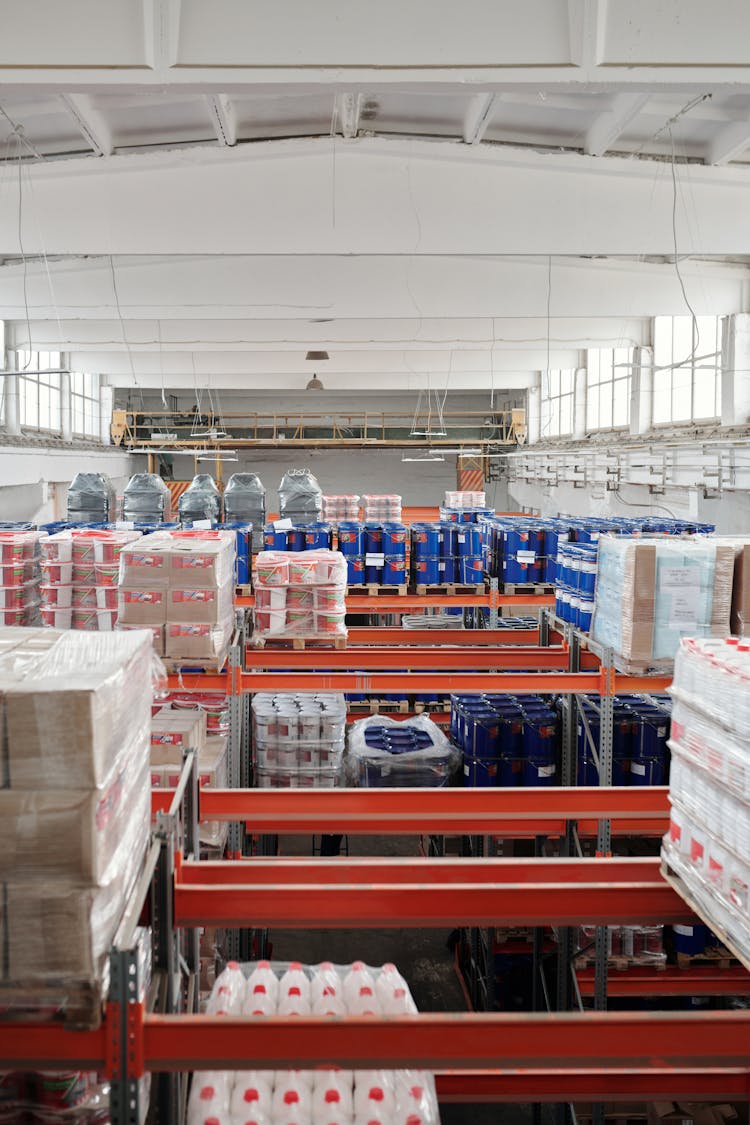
[668,127,701,369]
[16,138,33,369]
[108,255,144,408]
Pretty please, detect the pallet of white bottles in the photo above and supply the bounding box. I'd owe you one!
[661,860,750,972]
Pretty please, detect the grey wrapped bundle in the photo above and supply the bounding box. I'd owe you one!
[178,474,221,523]
[122,472,169,523]
[224,473,266,550]
[67,472,116,524]
[278,468,322,522]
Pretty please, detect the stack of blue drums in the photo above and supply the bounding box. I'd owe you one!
[263,522,333,552]
[574,693,671,786]
[451,694,559,788]
[554,542,598,631]
[336,521,407,585]
[411,523,441,585]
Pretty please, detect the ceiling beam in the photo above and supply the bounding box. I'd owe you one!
[206,95,237,146]
[462,94,497,144]
[584,93,650,157]
[335,93,362,139]
[706,119,750,165]
[58,93,113,156]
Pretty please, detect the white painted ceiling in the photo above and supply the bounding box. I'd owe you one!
[2,0,750,396]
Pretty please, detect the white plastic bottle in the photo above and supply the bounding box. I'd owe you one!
[242,988,276,1018]
[352,1076,394,1122]
[187,1073,231,1125]
[230,1073,273,1120]
[347,984,381,1017]
[311,1073,354,1123]
[310,962,341,1009]
[246,961,280,1007]
[271,1076,312,1125]
[206,962,245,1016]
[342,962,376,1010]
[278,989,312,1017]
[393,1073,434,1125]
[375,964,414,1015]
[279,963,312,1008]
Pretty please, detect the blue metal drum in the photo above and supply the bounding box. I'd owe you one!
[502,525,543,583]
[364,524,384,553]
[383,556,407,584]
[346,556,365,585]
[264,525,288,551]
[413,556,440,584]
[412,523,440,558]
[304,522,332,550]
[286,526,305,552]
[459,557,484,584]
[337,521,364,555]
[456,525,482,558]
[382,522,408,556]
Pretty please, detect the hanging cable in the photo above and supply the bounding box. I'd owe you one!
[108,255,144,408]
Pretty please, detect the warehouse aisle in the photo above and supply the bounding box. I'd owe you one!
[271,832,540,1124]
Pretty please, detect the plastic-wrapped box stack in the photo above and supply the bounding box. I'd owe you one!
[223,473,266,553]
[662,637,750,964]
[445,489,486,508]
[577,925,666,967]
[252,550,347,642]
[362,493,402,522]
[0,628,153,1019]
[592,538,735,668]
[252,692,346,788]
[322,494,360,528]
[347,714,459,788]
[150,705,229,852]
[187,960,440,1125]
[66,472,116,524]
[278,469,323,523]
[0,531,44,627]
[178,474,222,525]
[117,529,236,663]
[41,528,143,632]
[122,472,170,523]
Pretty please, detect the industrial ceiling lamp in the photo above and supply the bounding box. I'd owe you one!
[305,349,328,390]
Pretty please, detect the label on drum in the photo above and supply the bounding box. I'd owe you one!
[365,553,385,565]
[517,550,536,562]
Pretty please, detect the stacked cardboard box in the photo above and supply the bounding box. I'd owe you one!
[41,528,142,632]
[149,705,228,852]
[117,530,235,663]
[0,628,152,1015]
[0,531,45,627]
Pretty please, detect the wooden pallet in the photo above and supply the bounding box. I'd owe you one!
[661,859,750,973]
[413,700,451,714]
[413,583,485,596]
[0,981,103,1030]
[347,584,408,596]
[574,954,667,972]
[236,584,254,597]
[348,699,409,714]
[252,634,347,650]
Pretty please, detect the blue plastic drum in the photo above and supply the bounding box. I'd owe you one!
[346,556,365,585]
[364,524,384,553]
[412,523,440,558]
[337,522,364,555]
[382,522,408,556]
[304,522,332,550]
[456,525,482,558]
[383,556,407,584]
[264,525,288,551]
[413,556,440,584]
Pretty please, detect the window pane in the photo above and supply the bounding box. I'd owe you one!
[560,369,574,395]
[672,317,694,369]
[653,316,671,370]
[72,399,84,435]
[599,379,613,428]
[85,372,96,398]
[587,351,599,385]
[693,371,718,419]
[39,384,50,429]
[612,377,630,427]
[21,379,37,427]
[653,371,671,423]
[49,386,61,431]
[549,369,560,397]
[587,383,600,430]
[560,393,573,435]
[672,366,692,422]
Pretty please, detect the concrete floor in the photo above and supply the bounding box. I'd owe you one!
[269,832,543,1124]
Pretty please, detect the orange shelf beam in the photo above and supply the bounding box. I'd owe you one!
[244,646,593,671]
[235,593,556,610]
[576,965,750,997]
[345,627,546,646]
[434,1068,750,1103]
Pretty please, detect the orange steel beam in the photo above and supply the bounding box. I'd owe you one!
[177,856,662,887]
[165,670,671,692]
[235,593,557,610]
[173,876,688,927]
[434,1068,750,1103]
[576,965,750,997]
[345,627,544,645]
[244,647,586,670]
[199,785,669,833]
[141,1011,750,1071]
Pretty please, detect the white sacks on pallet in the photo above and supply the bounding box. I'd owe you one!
[662,637,750,964]
[252,550,347,642]
[0,628,154,1001]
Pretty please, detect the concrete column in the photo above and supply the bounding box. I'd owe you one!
[722,314,750,426]
[630,346,653,437]
[527,375,541,444]
[60,372,72,442]
[4,374,20,436]
[100,384,113,444]
[572,367,586,440]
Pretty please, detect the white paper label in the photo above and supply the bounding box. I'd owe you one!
[457,533,466,543]
[365,553,385,565]
[538,764,556,777]
[659,565,701,627]
[631,761,646,776]
[115,520,135,530]
[660,565,701,588]
[191,519,212,530]
[517,550,536,562]
[274,518,294,530]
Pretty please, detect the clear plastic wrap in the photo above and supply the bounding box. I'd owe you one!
[252,692,346,788]
[66,474,115,524]
[223,473,266,551]
[1,628,154,788]
[188,960,440,1124]
[122,472,170,523]
[165,618,233,663]
[591,537,734,667]
[252,550,347,641]
[278,469,323,521]
[444,490,486,509]
[361,493,402,521]
[150,707,208,764]
[322,494,360,529]
[347,714,459,788]
[178,474,221,524]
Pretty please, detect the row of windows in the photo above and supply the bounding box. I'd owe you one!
[542,316,723,437]
[2,352,100,439]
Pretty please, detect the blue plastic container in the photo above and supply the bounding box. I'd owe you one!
[413,556,440,585]
[383,556,407,584]
[578,596,594,633]
[460,556,484,584]
[439,556,458,583]
[222,521,252,584]
[464,757,499,787]
[287,526,306,552]
[346,556,365,585]
[382,522,408,556]
[365,562,383,584]
[673,923,708,957]
[304,522,332,550]
[439,523,457,558]
[365,524,384,553]
[264,525,288,551]
[456,525,482,558]
[412,523,440,558]
[502,525,543,583]
[577,544,598,595]
[338,522,364,556]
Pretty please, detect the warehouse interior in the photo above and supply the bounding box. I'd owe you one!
[2,3,750,1125]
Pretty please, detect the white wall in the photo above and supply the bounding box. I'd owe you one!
[0,445,142,523]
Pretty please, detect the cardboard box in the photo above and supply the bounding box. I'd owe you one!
[3,631,153,788]
[167,585,233,624]
[118,534,172,588]
[150,707,207,765]
[168,535,235,588]
[117,587,168,625]
[116,623,165,656]
[165,618,233,662]
[0,757,149,883]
